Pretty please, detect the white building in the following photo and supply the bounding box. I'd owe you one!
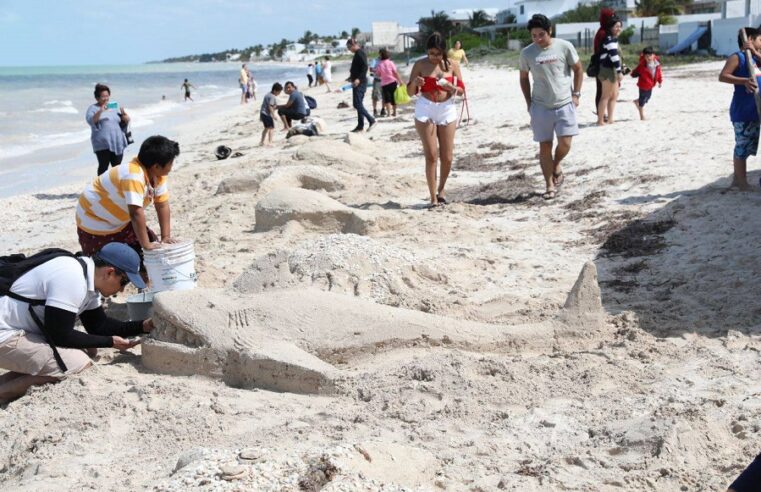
[371,21,418,52]
[513,0,588,23]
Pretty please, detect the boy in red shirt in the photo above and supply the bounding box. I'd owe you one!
[631,46,663,120]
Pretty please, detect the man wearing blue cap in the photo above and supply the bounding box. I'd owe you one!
[0,242,153,402]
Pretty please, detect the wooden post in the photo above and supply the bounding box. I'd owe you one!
[741,28,761,121]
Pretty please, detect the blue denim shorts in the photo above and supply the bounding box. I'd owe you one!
[733,121,760,160]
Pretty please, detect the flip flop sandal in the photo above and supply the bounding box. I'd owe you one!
[231,151,245,158]
[553,172,565,189]
[542,190,557,200]
[436,195,448,204]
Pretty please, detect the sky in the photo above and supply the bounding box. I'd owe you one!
[0,0,506,66]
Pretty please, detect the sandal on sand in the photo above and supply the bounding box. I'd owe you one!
[553,171,565,189]
[426,202,444,210]
[542,190,557,200]
[436,195,447,204]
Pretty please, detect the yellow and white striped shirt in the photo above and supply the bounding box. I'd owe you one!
[75,157,169,235]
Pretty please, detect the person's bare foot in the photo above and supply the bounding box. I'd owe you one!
[728,180,753,191]
[597,121,606,126]
[634,100,645,120]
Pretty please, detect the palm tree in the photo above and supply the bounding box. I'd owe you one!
[468,9,494,29]
[351,27,361,39]
[252,44,264,58]
[298,30,313,44]
[635,0,685,17]
[340,30,350,38]
[419,10,454,38]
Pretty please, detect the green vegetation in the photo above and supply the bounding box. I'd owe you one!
[554,3,602,23]
[160,28,355,63]
[464,42,721,69]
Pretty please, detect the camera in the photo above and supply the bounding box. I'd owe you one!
[622,65,631,76]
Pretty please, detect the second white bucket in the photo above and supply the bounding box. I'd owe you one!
[143,240,197,292]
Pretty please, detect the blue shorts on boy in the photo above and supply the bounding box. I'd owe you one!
[529,102,579,142]
[733,121,760,160]
[638,89,652,107]
[260,113,274,129]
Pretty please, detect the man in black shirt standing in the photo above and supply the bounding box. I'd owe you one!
[346,38,376,133]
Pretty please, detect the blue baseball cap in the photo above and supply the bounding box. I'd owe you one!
[96,242,146,289]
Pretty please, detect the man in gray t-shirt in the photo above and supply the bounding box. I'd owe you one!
[519,14,583,200]
[277,81,309,130]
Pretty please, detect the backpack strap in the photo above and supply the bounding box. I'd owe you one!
[4,256,89,374]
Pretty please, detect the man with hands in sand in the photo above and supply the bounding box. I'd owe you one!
[76,135,181,269]
[519,14,583,200]
[0,242,153,402]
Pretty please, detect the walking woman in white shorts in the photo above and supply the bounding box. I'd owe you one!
[407,32,465,208]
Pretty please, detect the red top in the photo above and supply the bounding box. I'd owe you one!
[631,54,663,90]
[420,76,466,94]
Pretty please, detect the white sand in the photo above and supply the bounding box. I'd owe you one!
[0,61,760,490]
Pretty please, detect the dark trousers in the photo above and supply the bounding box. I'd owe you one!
[352,83,375,129]
[278,107,307,126]
[595,78,602,110]
[307,74,314,87]
[95,150,123,176]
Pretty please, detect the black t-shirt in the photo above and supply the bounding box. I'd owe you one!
[349,49,368,84]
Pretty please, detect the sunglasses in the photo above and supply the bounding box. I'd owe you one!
[114,269,129,287]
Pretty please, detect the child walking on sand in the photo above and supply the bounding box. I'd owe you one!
[631,47,662,120]
[260,83,282,146]
[719,28,761,190]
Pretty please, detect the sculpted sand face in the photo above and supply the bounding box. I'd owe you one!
[142,262,609,394]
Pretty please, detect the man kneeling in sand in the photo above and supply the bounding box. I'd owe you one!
[0,243,153,403]
[277,81,309,131]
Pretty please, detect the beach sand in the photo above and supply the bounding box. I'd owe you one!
[0,61,760,490]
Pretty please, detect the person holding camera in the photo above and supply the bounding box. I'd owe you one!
[86,83,131,176]
[596,16,624,126]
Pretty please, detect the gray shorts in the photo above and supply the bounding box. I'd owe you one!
[529,102,579,142]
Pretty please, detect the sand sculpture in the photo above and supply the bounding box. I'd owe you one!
[253,187,373,234]
[294,140,376,167]
[141,262,609,394]
[216,166,346,195]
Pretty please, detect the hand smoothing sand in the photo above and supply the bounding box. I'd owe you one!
[0,61,759,490]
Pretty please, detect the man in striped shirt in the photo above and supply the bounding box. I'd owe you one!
[76,135,180,264]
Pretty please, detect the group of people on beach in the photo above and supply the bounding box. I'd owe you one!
[306,57,333,92]
[239,63,257,104]
[592,8,663,125]
[0,132,180,402]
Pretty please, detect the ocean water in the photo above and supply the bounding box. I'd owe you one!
[0,62,305,197]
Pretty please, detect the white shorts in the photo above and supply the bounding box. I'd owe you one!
[414,97,457,126]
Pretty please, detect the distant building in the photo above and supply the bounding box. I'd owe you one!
[513,0,585,23]
[496,8,517,24]
[370,21,418,52]
[226,53,241,62]
[305,40,349,56]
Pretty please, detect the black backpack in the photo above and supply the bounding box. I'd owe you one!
[0,249,87,372]
[305,95,317,110]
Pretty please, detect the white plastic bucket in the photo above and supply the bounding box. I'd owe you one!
[127,292,154,321]
[143,240,197,292]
